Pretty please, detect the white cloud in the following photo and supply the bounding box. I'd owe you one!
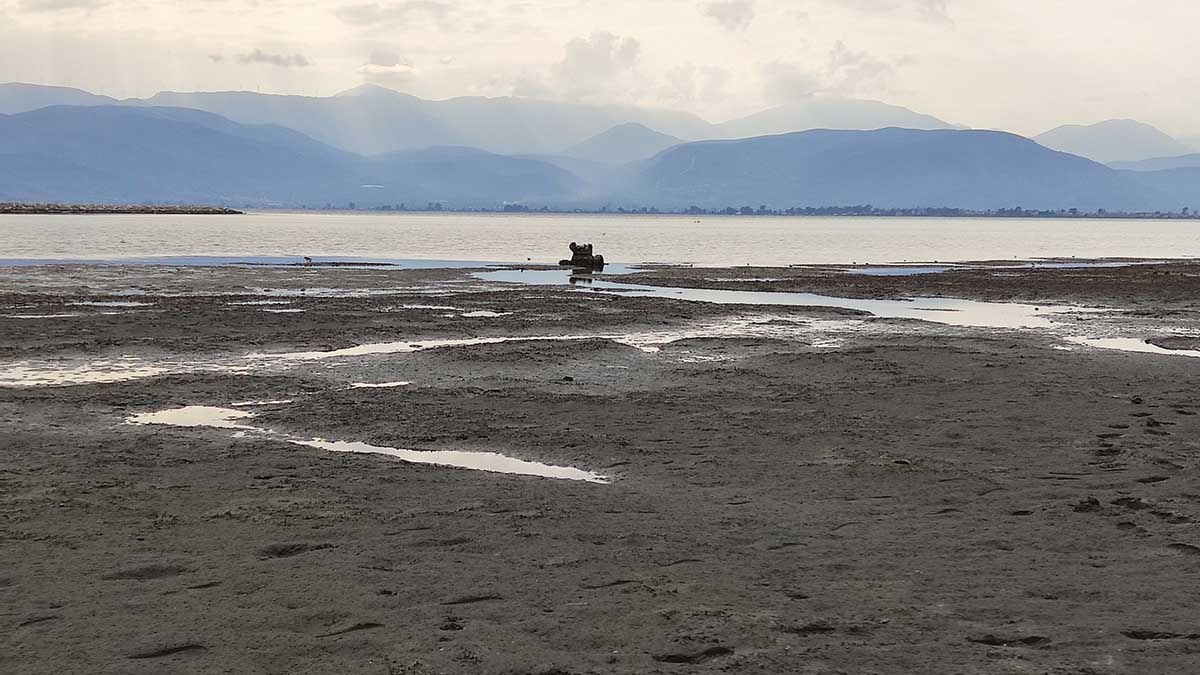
[702,0,755,31]
[235,50,311,68]
[548,32,642,101]
[18,0,105,11]
[3,0,1199,136]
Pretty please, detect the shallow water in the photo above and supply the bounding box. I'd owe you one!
[1065,337,1200,358]
[128,405,607,482]
[3,212,1200,267]
[128,406,255,429]
[476,269,1066,329]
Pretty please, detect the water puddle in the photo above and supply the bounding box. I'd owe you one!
[262,309,305,314]
[3,313,84,319]
[231,399,296,406]
[401,304,463,311]
[0,356,251,387]
[128,406,606,483]
[128,406,255,428]
[228,300,292,306]
[0,360,176,386]
[844,266,955,276]
[1065,337,1200,359]
[68,301,154,308]
[349,382,412,388]
[475,269,1066,329]
[458,311,513,318]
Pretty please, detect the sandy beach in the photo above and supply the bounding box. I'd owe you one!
[3,261,1200,674]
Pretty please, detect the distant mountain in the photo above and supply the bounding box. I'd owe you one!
[1035,119,1192,164]
[618,128,1172,211]
[713,98,954,139]
[4,101,1195,212]
[1110,153,1200,172]
[0,82,970,157]
[0,82,116,114]
[1120,168,1200,210]
[561,123,683,164]
[132,85,712,156]
[0,106,577,206]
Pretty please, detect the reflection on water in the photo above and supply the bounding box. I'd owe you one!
[128,405,607,483]
[476,269,1066,329]
[1065,337,1200,358]
[128,406,255,428]
[844,266,954,276]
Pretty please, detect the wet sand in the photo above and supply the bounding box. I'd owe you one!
[3,262,1200,674]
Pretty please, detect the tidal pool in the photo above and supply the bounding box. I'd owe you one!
[475,269,1068,329]
[128,405,607,483]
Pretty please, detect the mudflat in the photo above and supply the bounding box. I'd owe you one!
[2,262,1200,674]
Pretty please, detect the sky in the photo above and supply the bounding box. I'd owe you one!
[1,0,1198,137]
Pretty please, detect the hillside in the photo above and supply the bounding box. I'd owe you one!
[1110,154,1200,172]
[1035,119,1192,164]
[714,98,954,139]
[135,85,711,156]
[0,82,117,114]
[621,128,1173,211]
[0,106,577,207]
[561,123,683,164]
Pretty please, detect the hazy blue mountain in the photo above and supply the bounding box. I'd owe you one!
[1110,153,1200,172]
[1,82,975,157]
[0,106,577,206]
[620,128,1169,211]
[1120,168,1200,209]
[425,94,710,155]
[713,98,954,139]
[561,123,683,163]
[0,82,116,114]
[1035,119,1192,164]
[360,146,580,205]
[518,154,634,198]
[134,84,711,156]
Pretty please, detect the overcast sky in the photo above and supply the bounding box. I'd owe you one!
[2,0,1197,136]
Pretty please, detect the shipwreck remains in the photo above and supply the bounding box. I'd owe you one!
[559,242,606,272]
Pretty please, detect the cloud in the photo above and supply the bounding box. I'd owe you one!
[367,50,402,68]
[511,72,550,98]
[824,40,895,95]
[917,0,951,22]
[760,41,900,103]
[760,61,822,104]
[357,50,418,85]
[235,50,311,68]
[18,0,105,11]
[549,32,641,100]
[831,0,952,23]
[335,1,452,27]
[208,54,224,63]
[660,64,731,106]
[702,0,754,31]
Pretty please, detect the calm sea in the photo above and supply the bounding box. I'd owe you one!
[1,212,1197,266]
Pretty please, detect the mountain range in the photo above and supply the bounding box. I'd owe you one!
[1,82,960,157]
[0,82,1197,212]
[1035,119,1195,164]
[0,106,576,206]
[623,128,1178,211]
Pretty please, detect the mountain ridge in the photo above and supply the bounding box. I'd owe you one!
[1035,119,1192,164]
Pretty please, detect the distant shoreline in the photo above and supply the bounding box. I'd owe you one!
[0,203,243,215]
[255,206,1200,220]
[2,203,1196,220]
